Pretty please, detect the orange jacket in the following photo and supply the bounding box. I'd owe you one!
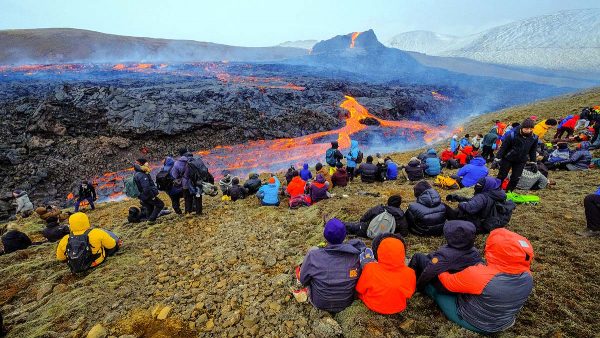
[286,176,307,197]
[454,146,474,165]
[356,237,416,314]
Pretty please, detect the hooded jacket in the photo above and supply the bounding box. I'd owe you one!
[404,160,425,181]
[561,115,580,130]
[385,160,399,180]
[315,168,333,190]
[227,183,248,201]
[56,213,117,267]
[171,155,190,189]
[482,128,499,147]
[243,174,262,194]
[456,157,489,187]
[300,239,366,313]
[439,228,534,333]
[257,176,280,205]
[533,120,551,139]
[359,205,409,237]
[331,168,349,187]
[356,235,416,314]
[415,220,482,290]
[423,149,442,176]
[450,137,459,153]
[286,176,307,198]
[309,176,329,203]
[14,191,34,214]
[458,177,508,231]
[454,146,474,166]
[1,230,32,254]
[42,221,70,243]
[356,162,378,183]
[346,140,360,168]
[407,188,448,236]
[440,149,455,162]
[77,182,96,200]
[160,157,182,195]
[459,137,471,148]
[133,164,159,201]
[562,142,592,169]
[496,127,538,163]
[548,147,570,163]
[300,163,313,181]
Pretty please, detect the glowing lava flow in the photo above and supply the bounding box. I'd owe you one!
[350,32,361,48]
[69,96,449,202]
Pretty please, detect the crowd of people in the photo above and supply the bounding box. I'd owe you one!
[1,106,599,335]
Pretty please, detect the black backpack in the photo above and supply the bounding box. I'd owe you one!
[65,229,99,273]
[187,158,210,187]
[156,170,174,192]
[482,198,516,233]
[356,151,364,164]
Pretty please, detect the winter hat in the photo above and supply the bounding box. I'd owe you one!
[323,218,346,245]
[336,162,344,169]
[136,158,148,165]
[530,115,538,121]
[413,180,432,197]
[178,147,189,156]
[315,163,323,171]
[546,119,558,126]
[232,177,240,185]
[521,118,535,129]
[409,157,420,163]
[387,195,402,208]
[315,174,325,183]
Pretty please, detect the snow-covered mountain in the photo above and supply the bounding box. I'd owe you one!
[387,9,600,72]
[278,40,318,50]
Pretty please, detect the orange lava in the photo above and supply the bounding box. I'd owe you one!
[350,32,361,48]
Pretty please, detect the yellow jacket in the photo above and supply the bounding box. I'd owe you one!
[533,120,550,139]
[56,212,116,267]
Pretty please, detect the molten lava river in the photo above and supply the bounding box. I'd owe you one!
[72,96,452,202]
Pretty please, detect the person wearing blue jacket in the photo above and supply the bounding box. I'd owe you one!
[454,156,489,188]
[257,175,281,206]
[300,163,313,181]
[577,185,600,237]
[385,157,398,180]
[459,134,471,149]
[423,149,442,176]
[450,135,459,154]
[345,140,360,181]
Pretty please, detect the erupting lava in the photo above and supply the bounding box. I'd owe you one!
[73,96,450,202]
[350,32,361,48]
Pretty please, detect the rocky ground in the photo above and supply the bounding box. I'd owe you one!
[0,88,598,337]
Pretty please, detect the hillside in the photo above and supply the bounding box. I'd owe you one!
[0,28,307,64]
[388,9,600,72]
[0,88,599,337]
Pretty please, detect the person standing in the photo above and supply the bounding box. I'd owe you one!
[133,158,164,222]
[495,118,539,192]
[74,181,97,212]
[325,141,344,175]
[345,140,361,181]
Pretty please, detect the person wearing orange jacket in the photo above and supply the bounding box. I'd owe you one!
[355,233,416,314]
[424,228,534,334]
[286,170,307,198]
[453,146,474,167]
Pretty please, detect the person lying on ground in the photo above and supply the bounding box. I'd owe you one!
[406,181,448,236]
[546,141,592,171]
[344,195,409,238]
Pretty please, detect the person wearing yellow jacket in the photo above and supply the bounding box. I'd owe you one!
[532,119,557,140]
[56,212,121,269]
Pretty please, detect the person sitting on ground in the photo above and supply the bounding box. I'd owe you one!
[454,146,475,167]
[577,185,600,237]
[406,181,448,236]
[515,163,549,191]
[447,177,514,234]
[308,174,330,204]
[74,181,96,212]
[533,118,558,139]
[460,134,471,148]
[56,212,122,272]
[547,141,592,171]
[453,156,489,188]
[471,134,483,151]
[440,148,458,169]
[0,224,32,254]
[286,170,307,198]
[226,177,248,201]
[12,189,33,218]
[345,140,361,181]
[384,157,399,180]
[315,163,332,190]
[355,155,378,183]
[426,228,534,334]
[547,142,570,164]
[243,173,262,195]
[42,216,70,243]
[355,233,416,315]
[285,166,296,184]
[344,195,409,238]
[376,158,387,182]
[257,175,281,206]
[481,127,499,163]
[331,162,349,188]
[325,141,345,175]
[402,157,426,182]
[219,171,234,196]
[422,149,442,177]
[133,158,165,222]
[299,218,366,313]
[300,163,313,181]
[35,205,69,222]
[450,135,459,153]
[409,220,482,291]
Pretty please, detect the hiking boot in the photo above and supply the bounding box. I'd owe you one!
[576,229,600,237]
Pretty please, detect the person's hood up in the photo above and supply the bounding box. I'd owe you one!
[350,140,359,150]
[303,163,309,170]
[134,163,151,174]
[290,176,305,185]
[488,127,498,135]
[413,181,432,198]
[477,176,501,193]
[249,173,259,180]
[177,155,190,162]
[163,156,175,168]
[444,220,476,250]
[315,174,325,183]
[69,212,91,234]
[374,237,406,270]
[336,167,347,174]
[485,228,534,274]
[14,190,27,198]
[470,156,486,166]
[427,148,437,155]
[578,141,590,150]
[417,188,442,208]
[408,159,420,167]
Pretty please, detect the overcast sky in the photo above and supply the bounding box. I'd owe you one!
[1,0,598,46]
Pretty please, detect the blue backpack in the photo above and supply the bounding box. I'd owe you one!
[326,148,337,166]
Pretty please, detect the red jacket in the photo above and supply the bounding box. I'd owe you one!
[286,176,307,197]
[356,237,416,314]
[454,146,474,166]
[562,115,580,129]
[441,149,454,162]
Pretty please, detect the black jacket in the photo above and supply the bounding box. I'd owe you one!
[403,160,425,181]
[356,163,378,183]
[1,230,32,254]
[42,222,70,242]
[78,183,96,200]
[406,189,448,236]
[359,205,409,237]
[133,165,159,201]
[243,175,262,194]
[496,127,538,163]
[227,184,248,201]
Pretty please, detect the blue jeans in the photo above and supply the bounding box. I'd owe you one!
[424,284,487,335]
[74,197,95,212]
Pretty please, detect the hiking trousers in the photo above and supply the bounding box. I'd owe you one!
[497,160,526,192]
[424,284,488,335]
[184,189,203,215]
[347,167,356,181]
[140,196,164,222]
[584,194,600,231]
[481,145,494,162]
[168,191,183,214]
[344,221,368,238]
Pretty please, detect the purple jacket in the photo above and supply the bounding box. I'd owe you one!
[300,239,366,313]
[171,156,190,189]
[309,176,329,203]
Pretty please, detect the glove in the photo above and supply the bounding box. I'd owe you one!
[359,248,375,268]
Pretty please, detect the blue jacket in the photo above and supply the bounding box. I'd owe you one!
[456,157,489,187]
[596,186,600,196]
[162,157,182,195]
[257,177,280,205]
[424,149,442,176]
[300,163,313,181]
[346,140,360,168]
[171,155,190,189]
[386,160,398,180]
[450,138,459,153]
[459,138,471,148]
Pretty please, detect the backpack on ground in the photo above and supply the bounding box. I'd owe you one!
[482,198,516,233]
[325,148,337,166]
[124,175,140,198]
[65,228,99,273]
[506,192,540,205]
[201,182,219,197]
[188,158,210,187]
[289,194,311,209]
[156,170,174,192]
[356,151,364,164]
[434,175,460,190]
[367,208,397,239]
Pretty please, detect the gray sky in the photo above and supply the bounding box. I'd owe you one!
[1,0,598,46]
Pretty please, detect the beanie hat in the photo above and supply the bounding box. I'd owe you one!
[413,180,432,197]
[521,118,535,129]
[387,195,402,208]
[315,163,323,171]
[268,177,276,184]
[323,218,346,245]
[232,177,240,185]
[336,162,343,169]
